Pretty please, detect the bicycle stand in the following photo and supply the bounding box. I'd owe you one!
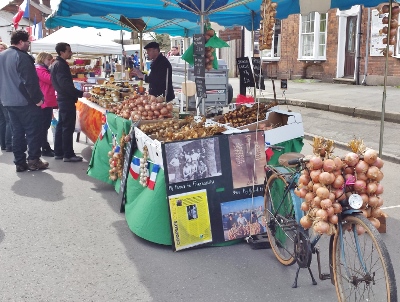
[292,265,318,288]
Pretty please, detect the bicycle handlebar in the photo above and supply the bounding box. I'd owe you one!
[287,157,309,166]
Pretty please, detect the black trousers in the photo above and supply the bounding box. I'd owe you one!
[41,107,53,150]
[0,104,12,149]
[54,108,76,158]
[7,104,42,165]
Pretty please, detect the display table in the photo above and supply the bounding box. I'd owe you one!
[86,110,304,246]
[76,98,106,143]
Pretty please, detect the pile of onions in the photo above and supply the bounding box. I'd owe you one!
[296,148,384,234]
[107,94,174,121]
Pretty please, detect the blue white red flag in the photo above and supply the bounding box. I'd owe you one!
[13,0,30,29]
[147,164,160,190]
[99,123,108,140]
[130,157,140,180]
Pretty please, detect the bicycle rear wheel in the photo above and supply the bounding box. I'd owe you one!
[264,173,296,266]
[332,214,397,302]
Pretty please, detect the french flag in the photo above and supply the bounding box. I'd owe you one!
[99,123,108,140]
[130,157,140,180]
[147,164,160,190]
[13,0,30,29]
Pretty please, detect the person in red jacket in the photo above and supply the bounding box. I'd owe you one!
[35,52,58,157]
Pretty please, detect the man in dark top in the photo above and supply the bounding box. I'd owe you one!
[131,42,175,102]
[50,42,90,162]
[0,30,48,172]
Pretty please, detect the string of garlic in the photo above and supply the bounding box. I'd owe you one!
[139,146,149,187]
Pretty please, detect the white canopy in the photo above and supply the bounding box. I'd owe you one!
[31,27,123,55]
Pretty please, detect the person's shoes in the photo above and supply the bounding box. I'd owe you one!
[54,155,63,160]
[27,158,49,171]
[63,156,83,162]
[1,146,5,150]
[16,162,29,172]
[41,149,55,157]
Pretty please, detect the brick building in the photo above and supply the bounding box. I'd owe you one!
[218,5,400,86]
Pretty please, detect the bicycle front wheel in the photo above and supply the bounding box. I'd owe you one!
[264,173,296,266]
[332,214,397,302]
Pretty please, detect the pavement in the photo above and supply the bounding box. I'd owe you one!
[228,77,400,163]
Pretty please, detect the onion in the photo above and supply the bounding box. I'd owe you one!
[160,108,168,116]
[355,160,369,174]
[344,166,354,175]
[326,206,334,217]
[377,196,384,207]
[366,166,380,180]
[329,214,338,224]
[147,111,154,117]
[300,216,312,229]
[360,194,369,208]
[313,182,323,193]
[141,111,148,117]
[150,103,156,111]
[361,209,368,218]
[375,183,384,195]
[356,173,368,181]
[153,110,160,117]
[144,104,151,111]
[332,175,345,189]
[308,156,323,170]
[166,103,173,111]
[334,189,346,201]
[301,202,310,212]
[316,186,330,199]
[137,105,144,112]
[368,217,381,229]
[354,180,367,193]
[313,220,330,234]
[376,170,384,182]
[310,170,321,183]
[322,159,336,172]
[305,192,315,203]
[329,192,335,202]
[367,182,378,195]
[371,207,383,218]
[156,103,163,110]
[356,225,366,235]
[299,174,310,186]
[344,152,359,167]
[372,157,384,169]
[319,171,334,185]
[332,202,342,214]
[307,181,314,191]
[311,196,321,208]
[363,149,378,165]
[333,157,344,170]
[368,196,379,208]
[320,198,332,210]
[316,209,328,221]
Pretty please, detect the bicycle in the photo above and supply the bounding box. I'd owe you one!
[263,150,397,301]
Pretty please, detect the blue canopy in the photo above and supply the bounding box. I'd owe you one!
[46,14,202,37]
[50,0,385,31]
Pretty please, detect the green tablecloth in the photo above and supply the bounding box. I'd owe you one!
[87,113,303,246]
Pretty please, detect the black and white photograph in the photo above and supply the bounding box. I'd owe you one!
[187,204,198,220]
[228,132,266,188]
[165,137,222,184]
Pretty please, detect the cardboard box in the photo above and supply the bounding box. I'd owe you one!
[238,108,304,146]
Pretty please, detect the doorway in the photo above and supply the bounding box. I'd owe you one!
[344,16,357,77]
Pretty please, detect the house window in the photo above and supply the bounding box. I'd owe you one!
[255,19,281,60]
[299,12,327,60]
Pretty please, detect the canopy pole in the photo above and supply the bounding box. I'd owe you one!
[139,31,144,87]
[379,0,392,157]
[251,11,256,99]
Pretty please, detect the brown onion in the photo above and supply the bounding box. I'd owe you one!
[316,187,330,199]
[300,216,312,229]
[376,170,384,182]
[311,196,321,208]
[310,170,321,183]
[334,189,346,202]
[323,159,336,172]
[333,157,344,170]
[369,217,381,229]
[377,196,384,207]
[363,149,378,165]
[366,166,380,180]
[160,108,168,115]
[320,199,332,210]
[316,209,328,221]
[308,156,323,170]
[354,180,367,193]
[326,206,334,217]
[313,183,323,193]
[332,175,345,189]
[328,214,338,224]
[372,157,384,169]
[301,202,310,212]
[332,202,342,214]
[367,182,378,195]
[371,207,383,218]
[375,183,384,195]
[313,220,330,234]
[368,196,379,207]
[344,152,359,167]
[319,171,334,185]
[299,174,310,186]
[305,192,315,203]
[166,103,173,111]
[356,173,368,181]
[360,194,369,208]
[356,225,366,235]
[355,160,369,174]
[344,166,354,175]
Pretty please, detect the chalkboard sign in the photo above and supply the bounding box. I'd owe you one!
[281,79,288,89]
[195,77,207,99]
[236,57,255,92]
[194,55,205,78]
[119,127,136,213]
[251,57,265,90]
[193,34,205,55]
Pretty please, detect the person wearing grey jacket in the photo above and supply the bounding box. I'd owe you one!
[0,30,49,172]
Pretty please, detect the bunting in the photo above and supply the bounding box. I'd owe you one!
[130,157,140,180]
[147,164,160,190]
[99,122,108,140]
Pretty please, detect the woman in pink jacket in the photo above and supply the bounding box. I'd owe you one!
[35,52,58,157]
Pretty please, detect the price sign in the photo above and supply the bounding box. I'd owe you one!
[119,128,136,213]
[252,57,265,90]
[236,57,255,88]
[195,77,207,98]
[281,79,288,89]
[194,55,205,78]
[193,34,205,55]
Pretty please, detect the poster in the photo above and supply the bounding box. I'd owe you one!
[162,132,267,250]
[168,189,212,251]
[370,9,394,56]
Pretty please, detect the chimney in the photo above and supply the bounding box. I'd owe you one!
[42,0,51,8]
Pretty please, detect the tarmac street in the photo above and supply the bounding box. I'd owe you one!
[0,79,399,301]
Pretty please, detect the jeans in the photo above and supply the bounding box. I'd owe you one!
[54,108,76,158]
[6,104,42,165]
[0,104,12,149]
[41,107,53,150]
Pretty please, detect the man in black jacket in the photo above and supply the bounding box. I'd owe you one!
[131,42,175,102]
[50,42,90,162]
[0,30,48,172]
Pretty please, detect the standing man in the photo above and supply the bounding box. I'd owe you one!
[0,30,48,172]
[50,42,90,162]
[131,42,175,102]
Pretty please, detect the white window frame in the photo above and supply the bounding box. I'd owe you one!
[298,12,327,60]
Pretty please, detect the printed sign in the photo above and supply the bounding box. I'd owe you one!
[193,34,205,55]
[194,55,205,78]
[252,57,265,90]
[236,57,255,87]
[195,77,207,98]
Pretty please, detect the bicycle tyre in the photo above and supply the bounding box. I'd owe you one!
[332,214,397,302]
[264,173,296,266]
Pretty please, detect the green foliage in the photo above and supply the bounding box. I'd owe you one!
[155,34,171,51]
